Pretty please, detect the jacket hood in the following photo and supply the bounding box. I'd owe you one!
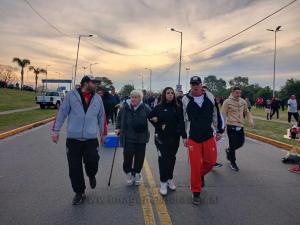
[126,99,143,110]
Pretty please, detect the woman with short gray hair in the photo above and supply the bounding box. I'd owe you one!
[115,90,151,186]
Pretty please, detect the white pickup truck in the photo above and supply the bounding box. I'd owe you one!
[36,92,64,109]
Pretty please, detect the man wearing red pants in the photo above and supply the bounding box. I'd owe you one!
[182,76,224,205]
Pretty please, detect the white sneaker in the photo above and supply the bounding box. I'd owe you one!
[126,173,133,186]
[167,179,176,191]
[134,173,141,186]
[159,182,168,196]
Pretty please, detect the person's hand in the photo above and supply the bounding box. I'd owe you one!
[115,129,120,136]
[100,135,106,145]
[216,133,222,141]
[150,117,158,123]
[52,133,59,143]
[183,138,188,148]
[249,120,255,128]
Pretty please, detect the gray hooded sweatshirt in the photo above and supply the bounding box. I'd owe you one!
[52,88,105,139]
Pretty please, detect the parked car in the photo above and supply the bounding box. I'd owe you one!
[22,85,34,91]
[36,91,63,109]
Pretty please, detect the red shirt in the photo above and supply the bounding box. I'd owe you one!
[82,92,92,105]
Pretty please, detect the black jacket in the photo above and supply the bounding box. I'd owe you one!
[116,100,151,147]
[182,91,224,142]
[271,99,281,109]
[149,102,187,143]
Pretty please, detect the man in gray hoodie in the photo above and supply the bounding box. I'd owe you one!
[52,75,106,205]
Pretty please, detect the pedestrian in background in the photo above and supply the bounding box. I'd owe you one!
[149,87,187,196]
[52,75,106,205]
[270,97,281,120]
[110,87,120,125]
[222,87,254,172]
[245,97,251,112]
[265,99,272,120]
[102,90,113,124]
[115,90,151,186]
[288,95,299,124]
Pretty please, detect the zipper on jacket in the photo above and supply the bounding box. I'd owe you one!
[82,115,86,139]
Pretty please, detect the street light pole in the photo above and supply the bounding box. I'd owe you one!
[73,34,95,87]
[139,74,144,90]
[45,64,50,91]
[56,72,61,89]
[168,27,183,91]
[71,65,75,89]
[179,31,182,86]
[145,68,152,92]
[185,67,190,93]
[267,26,282,97]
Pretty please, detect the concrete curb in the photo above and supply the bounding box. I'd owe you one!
[0,117,55,139]
[245,131,300,154]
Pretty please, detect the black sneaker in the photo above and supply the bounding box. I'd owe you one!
[72,193,86,205]
[201,176,205,188]
[229,162,239,171]
[225,149,230,161]
[214,162,223,168]
[192,192,201,205]
[89,176,97,189]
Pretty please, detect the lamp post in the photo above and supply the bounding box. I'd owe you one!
[90,63,98,75]
[267,26,282,97]
[45,64,50,91]
[185,67,190,93]
[145,68,152,92]
[73,34,96,87]
[71,65,75,89]
[56,72,61,89]
[167,27,183,91]
[139,73,144,90]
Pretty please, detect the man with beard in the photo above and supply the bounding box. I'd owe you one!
[52,75,106,205]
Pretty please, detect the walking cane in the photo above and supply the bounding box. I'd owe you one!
[108,137,119,186]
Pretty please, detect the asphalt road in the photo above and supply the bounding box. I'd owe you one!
[0,123,300,225]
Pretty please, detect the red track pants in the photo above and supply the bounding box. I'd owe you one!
[187,137,217,193]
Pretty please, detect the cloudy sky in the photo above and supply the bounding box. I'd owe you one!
[0,0,299,91]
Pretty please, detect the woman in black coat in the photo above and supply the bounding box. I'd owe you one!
[149,87,187,196]
[115,90,151,186]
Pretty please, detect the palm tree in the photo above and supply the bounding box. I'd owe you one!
[12,57,31,90]
[29,66,47,92]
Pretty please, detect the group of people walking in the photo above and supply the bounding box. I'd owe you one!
[51,75,254,206]
[261,95,299,124]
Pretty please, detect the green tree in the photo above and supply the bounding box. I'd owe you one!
[119,84,135,97]
[95,76,113,91]
[242,84,262,102]
[12,57,31,89]
[255,86,272,101]
[203,75,227,97]
[229,76,249,88]
[279,78,300,105]
[29,66,46,92]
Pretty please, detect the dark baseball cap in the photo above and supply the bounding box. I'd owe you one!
[81,75,96,85]
[190,76,202,84]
